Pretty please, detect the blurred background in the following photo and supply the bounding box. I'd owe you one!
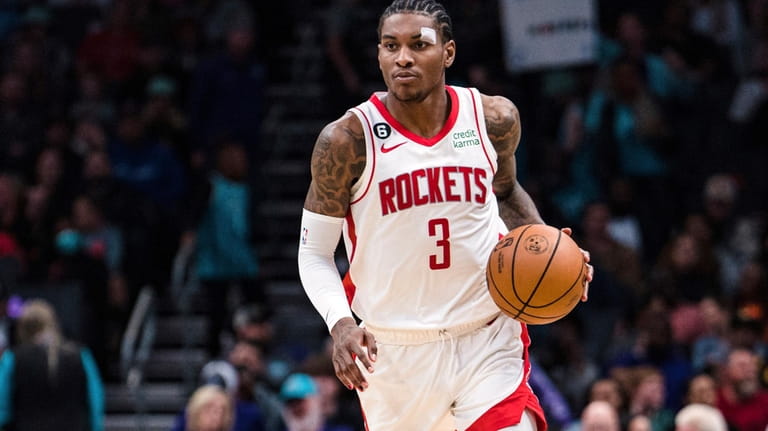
[0,0,766,430]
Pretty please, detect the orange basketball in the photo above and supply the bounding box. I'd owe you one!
[486,224,585,325]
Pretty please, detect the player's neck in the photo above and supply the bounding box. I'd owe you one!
[384,85,450,139]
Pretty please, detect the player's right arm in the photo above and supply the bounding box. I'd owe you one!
[299,112,377,392]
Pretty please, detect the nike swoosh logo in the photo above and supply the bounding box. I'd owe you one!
[381,141,408,153]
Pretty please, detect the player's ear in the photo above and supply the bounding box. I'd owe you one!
[444,40,456,68]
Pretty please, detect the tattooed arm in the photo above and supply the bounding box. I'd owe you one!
[300,112,377,393]
[304,112,367,216]
[482,94,544,228]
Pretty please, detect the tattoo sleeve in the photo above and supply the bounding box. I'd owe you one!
[485,96,545,228]
[304,117,367,218]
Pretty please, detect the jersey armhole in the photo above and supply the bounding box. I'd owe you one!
[468,88,498,174]
[348,107,377,204]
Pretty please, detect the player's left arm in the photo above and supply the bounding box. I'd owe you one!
[483,94,593,299]
[482,94,543,228]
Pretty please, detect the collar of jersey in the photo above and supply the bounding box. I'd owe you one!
[370,85,459,147]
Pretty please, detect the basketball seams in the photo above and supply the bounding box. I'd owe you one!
[513,229,562,319]
[509,225,534,320]
[526,254,584,309]
[486,225,528,317]
[486,224,584,324]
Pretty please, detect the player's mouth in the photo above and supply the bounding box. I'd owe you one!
[393,71,418,82]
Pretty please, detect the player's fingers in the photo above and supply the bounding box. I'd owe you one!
[581,263,593,301]
[363,331,379,364]
[333,352,367,391]
[580,248,590,263]
[560,227,573,236]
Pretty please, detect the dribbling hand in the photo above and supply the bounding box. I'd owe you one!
[561,227,593,301]
[330,317,377,392]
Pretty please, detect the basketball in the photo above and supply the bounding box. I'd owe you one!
[486,224,586,325]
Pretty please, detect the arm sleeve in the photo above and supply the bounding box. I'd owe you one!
[0,351,14,426]
[297,209,354,332]
[80,348,104,431]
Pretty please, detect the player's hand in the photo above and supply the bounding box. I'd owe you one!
[561,227,593,301]
[330,317,377,392]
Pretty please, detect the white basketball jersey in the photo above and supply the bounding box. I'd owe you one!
[344,86,509,329]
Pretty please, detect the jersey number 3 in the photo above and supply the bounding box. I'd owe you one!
[428,218,451,270]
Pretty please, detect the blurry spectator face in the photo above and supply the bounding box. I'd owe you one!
[0,72,26,105]
[670,234,699,271]
[117,115,145,143]
[591,379,624,411]
[83,151,112,179]
[25,186,49,222]
[617,13,646,46]
[45,120,71,148]
[79,72,103,100]
[72,196,103,232]
[217,144,249,181]
[628,415,652,431]
[581,400,620,431]
[228,342,265,389]
[226,28,254,59]
[313,374,341,418]
[197,393,230,431]
[11,42,42,76]
[683,214,713,244]
[687,374,717,406]
[35,149,63,188]
[699,298,728,333]
[73,119,107,153]
[725,349,760,399]
[611,61,642,101]
[0,175,20,210]
[582,202,611,237]
[634,372,666,410]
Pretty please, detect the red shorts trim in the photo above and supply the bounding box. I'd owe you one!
[465,383,547,431]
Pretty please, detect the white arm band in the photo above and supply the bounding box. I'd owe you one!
[298,209,354,332]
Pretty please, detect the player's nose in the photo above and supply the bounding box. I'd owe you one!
[395,47,413,67]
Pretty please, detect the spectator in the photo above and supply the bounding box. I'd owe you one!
[649,232,720,304]
[185,141,261,357]
[623,366,676,431]
[186,15,266,166]
[280,372,352,431]
[627,414,653,431]
[76,0,140,88]
[574,201,644,359]
[716,348,768,431]
[184,384,236,431]
[685,374,718,406]
[572,400,621,431]
[0,299,104,431]
[171,353,271,431]
[675,403,728,431]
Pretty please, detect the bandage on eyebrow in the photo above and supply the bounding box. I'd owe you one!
[420,27,437,44]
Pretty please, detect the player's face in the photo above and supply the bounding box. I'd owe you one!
[378,13,455,103]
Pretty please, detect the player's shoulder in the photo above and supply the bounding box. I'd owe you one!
[479,93,519,121]
[316,110,365,149]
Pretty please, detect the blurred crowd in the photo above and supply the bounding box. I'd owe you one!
[0,0,766,430]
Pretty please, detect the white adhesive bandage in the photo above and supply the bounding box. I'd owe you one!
[420,27,436,44]
[298,209,354,331]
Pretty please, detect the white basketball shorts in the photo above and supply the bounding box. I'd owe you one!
[356,313,546,431]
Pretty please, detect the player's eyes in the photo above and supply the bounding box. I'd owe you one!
[414,41,427,49]
[384,43,397,50]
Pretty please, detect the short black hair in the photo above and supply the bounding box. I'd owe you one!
[378,0,453,43]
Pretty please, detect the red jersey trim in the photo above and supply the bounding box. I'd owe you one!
[342,272,356,307]
[349,107,377,205]
[369,86,460,147]
[469,89,496,176]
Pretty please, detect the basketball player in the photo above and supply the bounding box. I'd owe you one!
[298,1,593,430]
